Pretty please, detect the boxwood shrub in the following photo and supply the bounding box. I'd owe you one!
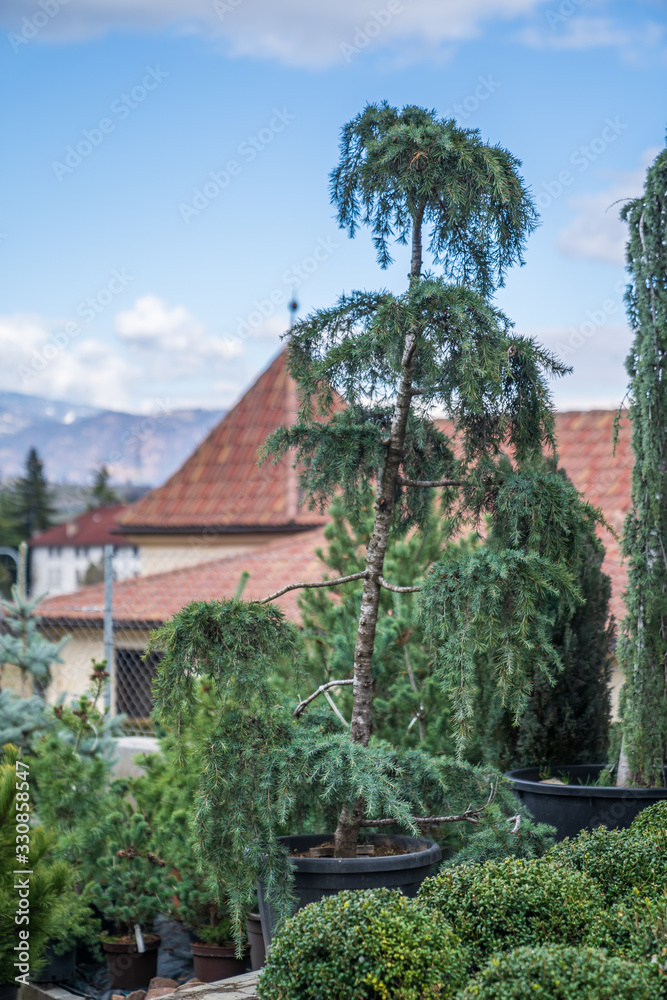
[632,801,667,837]
[257,888,468,1000]
[457,945,656,999]
[548,826,667,903]
[417,858,602,969]
[587,893,667,997]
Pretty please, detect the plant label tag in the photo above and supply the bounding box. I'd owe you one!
[134,924,145,953]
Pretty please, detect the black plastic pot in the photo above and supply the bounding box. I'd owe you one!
[506,764,667,841]
[246,913,266,971]
[257,833,441,948]
[34,944,77,983]
[0,984,18,1000]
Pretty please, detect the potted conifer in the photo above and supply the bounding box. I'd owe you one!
[92,808,173,989]
[151,101,600,949]
[505,146,667,836]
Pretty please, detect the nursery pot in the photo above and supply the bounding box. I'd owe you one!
[245,913,266,971]
[257,833,441,949]
[0,985,18,1000]
[506,764,667,841]
[102,934,160,989]
[35,944,77,982]
[190,942,248,982]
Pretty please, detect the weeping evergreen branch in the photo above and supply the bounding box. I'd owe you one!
[617,145,667,787]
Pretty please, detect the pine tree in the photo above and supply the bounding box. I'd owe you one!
[0,585,68,694]
[86,466,119,510]
[617,146,667,787]
[151,104,601,939]
[10,448,55,540]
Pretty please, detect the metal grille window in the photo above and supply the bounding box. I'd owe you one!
[115,648,162,730]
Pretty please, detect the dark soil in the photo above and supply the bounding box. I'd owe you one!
[290,840,426,858]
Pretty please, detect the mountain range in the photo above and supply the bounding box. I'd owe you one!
[0,391,224,487]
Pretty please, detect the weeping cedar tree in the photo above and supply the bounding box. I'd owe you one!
[151,104,603,939]
[617,146,667,788]
[473,466,615,770]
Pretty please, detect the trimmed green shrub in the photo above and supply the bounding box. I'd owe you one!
[549,826,667,903]
[257,888,467,1000]
[587,893,667,996]
[418,859,603,969]
[632,801,667,837]
[458,945,656,999]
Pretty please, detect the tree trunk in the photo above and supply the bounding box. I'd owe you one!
[333,204,424,857]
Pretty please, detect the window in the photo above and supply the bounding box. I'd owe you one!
[47,567,62,589]
[115,648,162,722]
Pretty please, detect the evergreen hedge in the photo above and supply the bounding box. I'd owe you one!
[417,858,602,969]
[258,888,468,1000]
[458,945,656,1000]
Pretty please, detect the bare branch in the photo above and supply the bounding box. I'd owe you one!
[359,809,483,827]
[378,576,421,594]
[403,644,425,742]
[324,690,349,727]
[397,477,462,488]
[260,571,367,605]
[294,679,354,718]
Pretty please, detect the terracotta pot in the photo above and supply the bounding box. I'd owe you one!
[102,934,160,989]
[190,941,248,982]
[245,913,266,971]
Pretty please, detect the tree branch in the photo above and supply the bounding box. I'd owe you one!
[359,809,483,827]
[260,572,367,605]
[294,679,354,718]
[378,577,421,593]
[396,477,462,488]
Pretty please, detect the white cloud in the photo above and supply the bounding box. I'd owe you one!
[523,322,632,410]
[3,0,544,67]
[115,294,244,363]
[0,313,140,409]
[556,148,659,265]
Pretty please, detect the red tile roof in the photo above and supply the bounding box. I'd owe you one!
[29,505,131,548]
[118,351,326,533]
[38,527,329,626]
[39,406,633,629]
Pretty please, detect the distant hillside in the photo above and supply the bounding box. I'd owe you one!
[0,391,224,487]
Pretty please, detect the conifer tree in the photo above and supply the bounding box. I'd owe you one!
[10,448,54,540]
[0,585,68,694]
[86,466,119,510]
[152,104,601,938]
[617,146,667,787]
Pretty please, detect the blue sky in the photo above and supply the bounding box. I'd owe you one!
[1,0,665,415]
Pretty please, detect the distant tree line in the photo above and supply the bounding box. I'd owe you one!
[0,448,118,595]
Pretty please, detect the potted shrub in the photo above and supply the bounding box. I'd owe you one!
[151,101,599,948]
[505,146,667,835]
[173,870,248,982]
[91,807,173,989]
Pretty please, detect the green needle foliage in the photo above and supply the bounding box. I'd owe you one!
[152,103,600,941]
[618,146,667,786]
[0,584,68,693]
